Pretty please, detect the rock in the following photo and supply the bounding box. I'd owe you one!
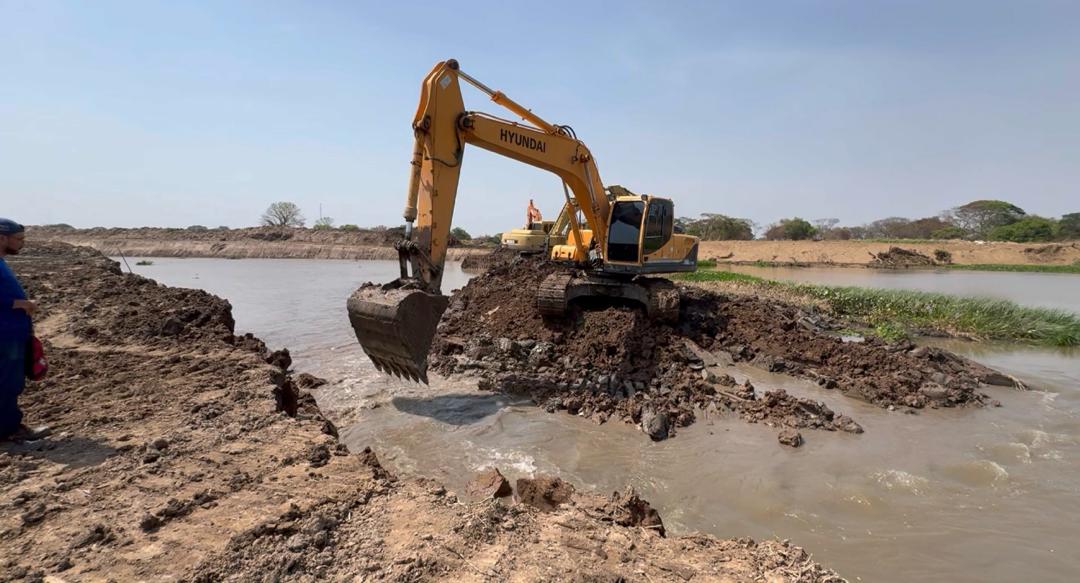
[602,487,666,537]
[160,317,184,336]
[640,407,670,441]
[55,557,73,572]
[139,514,163,532]
[286,534,311,552]
[778,429,803,448]
[20,503,46,525]
[151,437,170,451]
[919,383,950,402]
[465,468,513,500]
[515,475,574,511]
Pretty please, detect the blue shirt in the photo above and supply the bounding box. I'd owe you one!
[0,257,30,342]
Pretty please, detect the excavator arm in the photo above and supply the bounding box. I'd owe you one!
[400,59,610,291]
[348,59,614,382]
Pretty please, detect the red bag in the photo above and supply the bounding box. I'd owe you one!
[25,336,47,381]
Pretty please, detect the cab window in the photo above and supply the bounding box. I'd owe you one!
[642,199,672,255]
[607,201,644,262]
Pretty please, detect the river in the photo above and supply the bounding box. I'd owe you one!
[120,257,1080,582]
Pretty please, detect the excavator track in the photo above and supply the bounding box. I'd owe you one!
[537,271,574,319]
[536,272,679,322]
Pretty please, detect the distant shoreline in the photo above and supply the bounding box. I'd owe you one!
[27,226,1079,267]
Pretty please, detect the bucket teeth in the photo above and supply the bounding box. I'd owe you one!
[348,283,449,385]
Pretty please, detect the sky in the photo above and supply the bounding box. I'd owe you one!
[2,0,1078,235]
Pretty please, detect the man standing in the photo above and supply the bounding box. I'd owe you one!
[0,218,38,440]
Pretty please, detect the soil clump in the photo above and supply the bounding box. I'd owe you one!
[1,242,843,581]
[430,255,1016,442]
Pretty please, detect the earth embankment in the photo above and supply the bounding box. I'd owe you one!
[699,239,1080,267]
[28,226,490,261]
[1,242,843,582]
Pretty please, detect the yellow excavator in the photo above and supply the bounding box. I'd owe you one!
[348,59,699,383]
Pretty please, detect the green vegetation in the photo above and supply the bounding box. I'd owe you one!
[313,217,335,230]
[988,216,1057,242]
[672,269,1080,346]
[764,217,816,240]
[676,214,754,240]
[450,227,472,241]
[339,224,360,231]
[946,263,1080,274]
[135,260,154,266]
[696,258,716,268]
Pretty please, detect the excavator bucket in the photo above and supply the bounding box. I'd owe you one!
[347,281,449,384]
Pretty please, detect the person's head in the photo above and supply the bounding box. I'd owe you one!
[0,219,26,256]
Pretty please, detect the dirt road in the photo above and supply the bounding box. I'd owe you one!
[0,243,842,582]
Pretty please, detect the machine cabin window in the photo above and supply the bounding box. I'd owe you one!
[607,201,645,262]
[643,199,672,255]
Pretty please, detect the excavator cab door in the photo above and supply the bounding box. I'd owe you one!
[606,200,645,263]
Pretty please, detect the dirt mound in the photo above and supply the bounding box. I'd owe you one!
[868,246,937,268]
[431,257,1011,442]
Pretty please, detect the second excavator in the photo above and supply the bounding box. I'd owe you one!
[348,59,699,383]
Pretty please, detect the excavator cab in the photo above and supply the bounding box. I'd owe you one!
[603,195,697,273]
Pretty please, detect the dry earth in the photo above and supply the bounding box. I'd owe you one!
[699,239,1080,267]
[28,226,490,261]
[0,243,843,582]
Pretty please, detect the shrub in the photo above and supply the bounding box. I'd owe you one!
[339,224,360,231]
[988,216,1057,242]
[764,218,816,240]
[450,227,472,240]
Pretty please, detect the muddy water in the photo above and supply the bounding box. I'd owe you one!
[720,264,1080,312]
[124,257,1080,582]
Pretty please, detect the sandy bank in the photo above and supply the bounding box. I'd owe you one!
[28,226,490,261]
[699,239,1080,267]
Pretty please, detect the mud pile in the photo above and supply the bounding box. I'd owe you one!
[868,246,938,268]
[2,242,844,581]
[430,256,1014,441]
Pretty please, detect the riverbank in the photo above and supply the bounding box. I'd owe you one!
[676,270,1080,347]
[28,226,491,261]
[699,240,1080,268]
[0,243,842,581]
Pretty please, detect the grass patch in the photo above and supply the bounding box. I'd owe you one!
[946,263,1080,274]
[673,270,1080,346]
[696,258,717,268]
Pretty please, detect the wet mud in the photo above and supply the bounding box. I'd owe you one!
[430,255,1017,442]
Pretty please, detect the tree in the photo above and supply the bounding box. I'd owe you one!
[261,202,305,227]
[901,217,955,239]
[450,227,472,240]
[988,216,1057,242]
[863,217,911,239]
[313,216,335,230]
[677,213,754,240]
[1057,213,1080,240]
[764,218,816,240]
[945,200,1025,238]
